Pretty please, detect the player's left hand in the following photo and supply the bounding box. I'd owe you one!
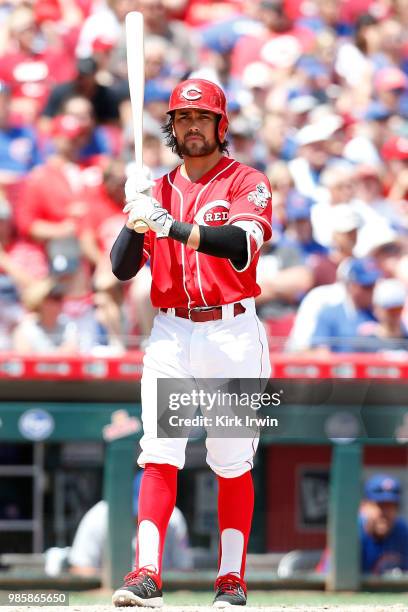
[123,195,174,237]
[144,205,174,237]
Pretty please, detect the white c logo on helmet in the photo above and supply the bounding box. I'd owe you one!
[181,86,202,101]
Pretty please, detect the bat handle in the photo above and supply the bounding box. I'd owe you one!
[133,219,149,234]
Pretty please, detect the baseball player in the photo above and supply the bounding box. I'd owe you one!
[110,79,272,608]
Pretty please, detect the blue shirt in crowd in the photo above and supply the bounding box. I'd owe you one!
[360,514,408,574]
[0,126,41,175]
[310,299,376,352]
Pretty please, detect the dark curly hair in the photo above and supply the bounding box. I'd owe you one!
[161,113,229,158]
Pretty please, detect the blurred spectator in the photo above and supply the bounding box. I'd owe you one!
[228,114,262,169]
[141,125,174,177]
[262,110,292,164]
[357,101,393,153]
[282,190,327,258]
[91,275,127,355]
[0,4,76,121]
[140,0,198,75]
[358,227,408,287]
[79,156,150,344]
[256,191,317,347]
[311,162,357,246]
[374,67,408,119]
[377,18,405,68]
[65,472,192,576]
[308,257,380,353]
[42,57,121,125]
[365,279,408,352]
[46,237,122,355]
[77,0,198,88]
[317,474,408,575]
[0,191,48,349]
[360,475,408,574]
[142,79,173,125]
[312,204,362,285]
[128,265,157,343]
[75,0,137,68]
[334,13,380,105]
[0,195,23,350]
[59,94,112,164]
[231,0,301,78]
[354,165,402,229]
[90,34,119,87]
[382,136,408,206]
[144,37,172,82]
[0,80,41,189]
[16,114,90,245]
[12,278,79,354]
[182,0,246,28]
[0,190,48,288]
[267,160,294,230]
[80,158,127,269]
[289,115,343,200]
[285,280,345,352]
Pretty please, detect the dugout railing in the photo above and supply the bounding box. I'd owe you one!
[0,351,407,591]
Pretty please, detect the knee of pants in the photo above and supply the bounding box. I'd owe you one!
[137,435,188,471]
[205,437,259,478]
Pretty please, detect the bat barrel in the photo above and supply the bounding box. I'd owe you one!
[126,11,145,170]
[126,11,149,233]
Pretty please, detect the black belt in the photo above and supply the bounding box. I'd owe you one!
[160,302,246,322]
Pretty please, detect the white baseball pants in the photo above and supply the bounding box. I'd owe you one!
[137,298,271,478]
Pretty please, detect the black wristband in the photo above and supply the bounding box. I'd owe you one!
[168,220,193,244]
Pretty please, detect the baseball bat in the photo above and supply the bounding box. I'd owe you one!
[125,11,149,234]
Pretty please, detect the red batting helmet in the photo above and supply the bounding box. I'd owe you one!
[167,79,229,141]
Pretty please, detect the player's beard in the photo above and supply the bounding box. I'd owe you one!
[178,135,219,157]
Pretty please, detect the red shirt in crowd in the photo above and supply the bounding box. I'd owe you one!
[16,159,91,238]
[0,49,76,113]
[1,239,48,279]
[82,182,124,253]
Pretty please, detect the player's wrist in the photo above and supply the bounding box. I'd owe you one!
[168,220,194,245]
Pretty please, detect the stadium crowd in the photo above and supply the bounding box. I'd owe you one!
[0,0,408,355]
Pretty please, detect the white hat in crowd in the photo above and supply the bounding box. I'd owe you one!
[359,225,399,257]
[331,204,362,233]
[373,279,407,309]
[296,114,343,146]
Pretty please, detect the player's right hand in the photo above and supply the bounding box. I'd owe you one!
[125,166,155,200]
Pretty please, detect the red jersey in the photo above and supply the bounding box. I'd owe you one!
[0,50,75,112]
[16,160,94,238]
[82,182,124,251]
[141,156,272,309]
[2,239,48,279]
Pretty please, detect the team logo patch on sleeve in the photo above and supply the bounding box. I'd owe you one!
[247,182,271,209]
